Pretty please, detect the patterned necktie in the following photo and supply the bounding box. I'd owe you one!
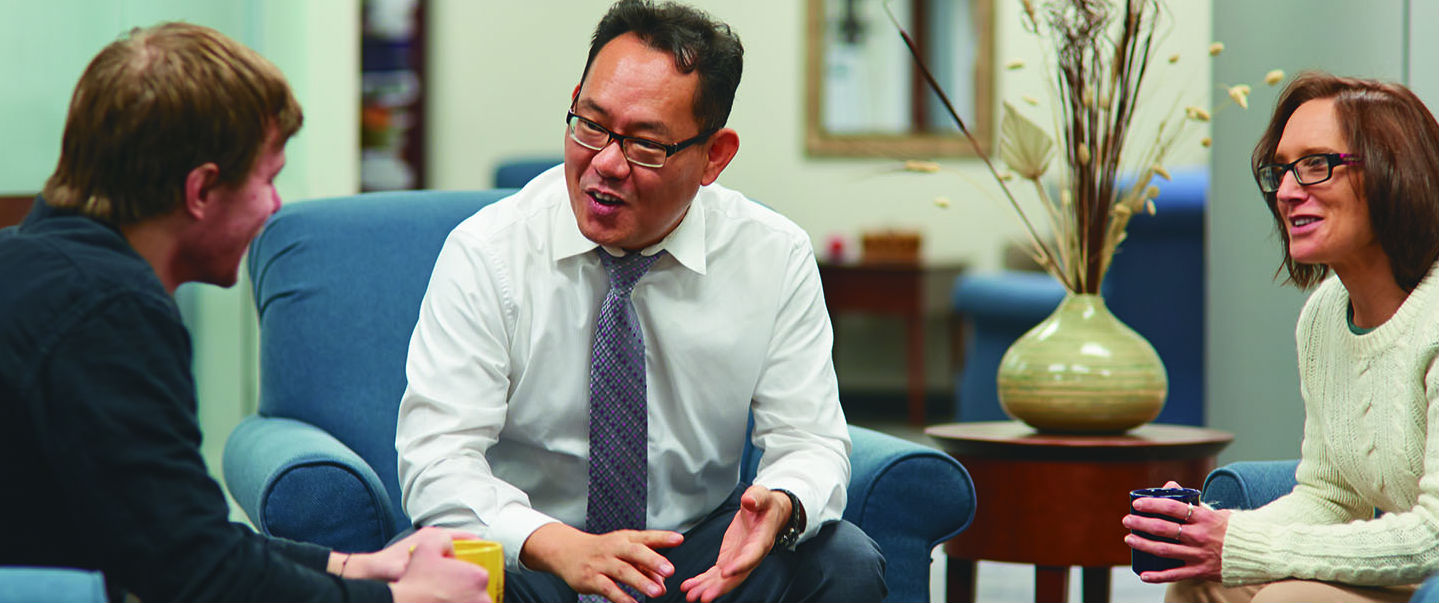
[586,249,662,542]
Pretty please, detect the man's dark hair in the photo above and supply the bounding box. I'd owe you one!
[580,0,743,133]
[1252,71,1439,291]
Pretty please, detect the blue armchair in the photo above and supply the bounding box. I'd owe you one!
[1201,460,1439,602]
[222,189,976,603]
[1199,459,1299,511]
[951,168,1208,425]
[0,568,105,603]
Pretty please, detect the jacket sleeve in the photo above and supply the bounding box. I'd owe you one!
[36,293,391,602]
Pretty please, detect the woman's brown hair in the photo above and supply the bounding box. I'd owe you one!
[1252,71,1439,290]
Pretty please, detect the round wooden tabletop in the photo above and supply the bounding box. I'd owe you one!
[924,421,1234,462]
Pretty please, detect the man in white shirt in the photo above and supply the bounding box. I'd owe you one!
[396,1,885,601]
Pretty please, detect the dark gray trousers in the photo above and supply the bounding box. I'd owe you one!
[505,485,887,602]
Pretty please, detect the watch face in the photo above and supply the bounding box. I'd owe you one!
[777,525,799,549]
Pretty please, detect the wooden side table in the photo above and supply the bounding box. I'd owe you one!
[1,195,36,229]
[818,262,965,425]
[925,421,1233,603]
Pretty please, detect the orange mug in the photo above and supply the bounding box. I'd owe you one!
[451,539,504,603]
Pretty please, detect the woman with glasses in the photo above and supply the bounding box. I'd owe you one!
[1124,71,1439,602]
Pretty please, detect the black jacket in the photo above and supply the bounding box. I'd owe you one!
[0,197,391,602]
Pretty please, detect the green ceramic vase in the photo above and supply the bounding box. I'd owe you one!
[996,293,1167,433]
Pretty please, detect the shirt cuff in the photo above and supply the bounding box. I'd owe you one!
[488,504,564,571]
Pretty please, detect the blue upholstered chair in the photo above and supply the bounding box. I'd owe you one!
[1201,460,1439,601]
[493,156,562,189]
[1199,460,1300,512]
[222,189,976,603]
[949,271,1066,422]
[0,568,106,603]
[951,168,1208,425]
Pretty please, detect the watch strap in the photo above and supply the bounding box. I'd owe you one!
[772,488,806,550]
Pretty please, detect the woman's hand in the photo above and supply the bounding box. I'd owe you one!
[1121,481,1230,583]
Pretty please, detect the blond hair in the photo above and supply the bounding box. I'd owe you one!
[43,22,303,226]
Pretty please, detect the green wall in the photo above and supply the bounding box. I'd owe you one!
[0,1,359,514]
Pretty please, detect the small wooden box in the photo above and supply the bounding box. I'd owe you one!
[861,230,922,264]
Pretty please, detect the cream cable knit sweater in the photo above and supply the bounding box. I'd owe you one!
[1221,262,1439,586]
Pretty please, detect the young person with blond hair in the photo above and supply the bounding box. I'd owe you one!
[0,22,489,603]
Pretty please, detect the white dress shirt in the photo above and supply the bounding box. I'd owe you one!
[396,166,851,569]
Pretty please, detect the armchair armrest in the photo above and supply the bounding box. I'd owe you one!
[845,425,975,603]
[223,416,399,552]
[1413,575,1439,603]
[1203,459,1439,602]
[1200,459,1300,511]
[0,567,106,603]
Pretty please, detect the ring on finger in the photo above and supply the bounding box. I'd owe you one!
[1184,502,1194,523]
[1176,524,1184,541]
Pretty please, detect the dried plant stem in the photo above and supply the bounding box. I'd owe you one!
[1043,0,1160,292]
[893,0,1206,295]
[1101,168,1154,277]
[1032,179,1074,275]
[884,1,1073,290]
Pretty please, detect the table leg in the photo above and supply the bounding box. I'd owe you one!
[1081,566,1111,603]
[1035,565,1069,603]
[946,557,976,603]
[905,312,925,425]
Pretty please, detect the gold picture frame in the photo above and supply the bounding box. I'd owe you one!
[804,0,995,157]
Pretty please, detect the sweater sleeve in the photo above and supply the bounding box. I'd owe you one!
[1220,282,1439,586]
[36,294,392,603]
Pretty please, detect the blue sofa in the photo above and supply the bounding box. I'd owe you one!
[1202,461,1439,601]
[222,189,976,603]
[951,168,1208,425]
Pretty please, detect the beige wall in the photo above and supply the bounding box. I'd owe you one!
[427,0,1213,396]
[428,0,1213,271]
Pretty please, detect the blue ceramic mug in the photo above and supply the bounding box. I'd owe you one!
[1129,487,1201,574]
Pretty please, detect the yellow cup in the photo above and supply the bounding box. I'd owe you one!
[451,539,504,603]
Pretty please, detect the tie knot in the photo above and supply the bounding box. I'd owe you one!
[599,250,662,294]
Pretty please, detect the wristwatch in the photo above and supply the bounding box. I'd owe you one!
[772,488,806,550]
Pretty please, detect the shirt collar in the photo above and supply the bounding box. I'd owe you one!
[551,189,708,275]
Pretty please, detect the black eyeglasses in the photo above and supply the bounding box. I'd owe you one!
[565,111,715,169]
[1256,152,1362,193]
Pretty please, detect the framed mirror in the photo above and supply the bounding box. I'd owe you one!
[805,0,994,157]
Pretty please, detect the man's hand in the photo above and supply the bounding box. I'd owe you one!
[388,533,492,602]
[336,526,481,582]
[679,485,791,603]
[521,522,683,603]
